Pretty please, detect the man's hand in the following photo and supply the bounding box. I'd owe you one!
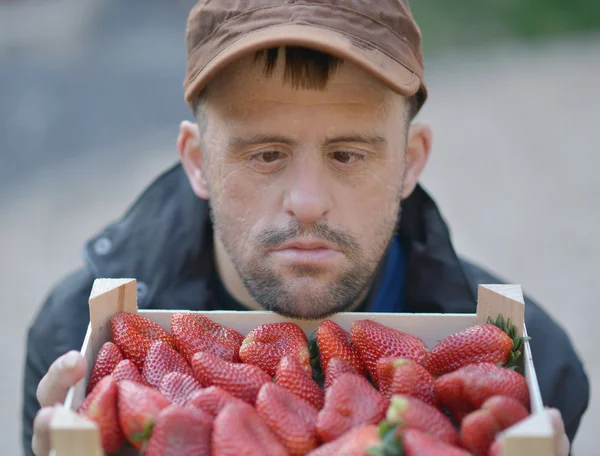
[32,351,87,456]
[548,408,570,456]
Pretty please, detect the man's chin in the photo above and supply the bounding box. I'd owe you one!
[264,302,356,321]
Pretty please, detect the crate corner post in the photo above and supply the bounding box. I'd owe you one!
[501,409,556,456]
[476,284,525,337]
[50,405,104,456]
[89,278,138,359]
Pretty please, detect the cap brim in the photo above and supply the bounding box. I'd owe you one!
[184,23,421,104]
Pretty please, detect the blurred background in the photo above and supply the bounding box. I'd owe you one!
[0,0,598,454]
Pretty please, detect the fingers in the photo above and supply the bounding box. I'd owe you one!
[547,408,570,456]
[31,407,54,456]
[36,350,87,408]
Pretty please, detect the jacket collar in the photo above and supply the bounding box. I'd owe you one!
[84,163,476,313]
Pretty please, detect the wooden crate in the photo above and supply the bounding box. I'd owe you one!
[49,278,556,456]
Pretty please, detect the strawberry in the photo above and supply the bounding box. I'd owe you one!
[111,359,145,385]
[171,313,244,363]
[117,380,171,450]
[377,357,437,406]
[145,404,213,456]
[306,424,380,456]
[212,402,289,456]
[159,372,203,406]
[460,409,499,456]
[424,315,528,377]
[350,320,428,385]
[435,363,530,422]
[78,376,123,454]
[316,372,389,442]
[324,357,358,389]
[276,355,324,410]
[483,395,529,428]
[187,386,246,418]
[396,428,472,456]
[385,394,459,446]
[460,396,530,456]
[191,351,271,404]
[240,322,311,378]
[86,342,123,394]
[142,340,195,389]
[256,383,319,455]
[111,312,174,369]
[316,320,366,377]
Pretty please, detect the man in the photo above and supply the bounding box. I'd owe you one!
[24,1,587,455]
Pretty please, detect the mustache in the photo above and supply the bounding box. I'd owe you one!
[256,220,361,252]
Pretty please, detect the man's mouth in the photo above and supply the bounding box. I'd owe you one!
[271,240,342,265]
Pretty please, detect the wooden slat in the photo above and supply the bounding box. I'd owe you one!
[89,278,138,361]
[476,284,525,337]
[49,406,103,456]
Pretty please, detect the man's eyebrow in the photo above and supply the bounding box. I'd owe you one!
[324,134,387,146]
[228,135,298,148]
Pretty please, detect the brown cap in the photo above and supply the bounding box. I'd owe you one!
[184,0,427,112]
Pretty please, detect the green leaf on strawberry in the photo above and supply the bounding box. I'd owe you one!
[487,314,531,371]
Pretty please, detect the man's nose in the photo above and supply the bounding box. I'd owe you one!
[282,158,333,224]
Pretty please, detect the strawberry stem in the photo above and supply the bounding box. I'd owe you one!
[487,314,532,371]
[366,421,404,456]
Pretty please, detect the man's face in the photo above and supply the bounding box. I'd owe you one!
[195,55,411,319]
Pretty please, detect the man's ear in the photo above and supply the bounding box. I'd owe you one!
[178,120,210,200]
[402,123,432,199]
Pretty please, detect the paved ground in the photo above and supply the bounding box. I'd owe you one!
[0,2,598,454]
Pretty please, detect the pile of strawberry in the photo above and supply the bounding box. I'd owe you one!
[78,312,531,456]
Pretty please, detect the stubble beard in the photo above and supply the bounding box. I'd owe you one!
[209,199,402,320]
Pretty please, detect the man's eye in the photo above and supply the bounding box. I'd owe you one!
[333,151,363,164]
[253,151,281,163]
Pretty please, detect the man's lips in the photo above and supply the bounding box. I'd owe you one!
[271,240,342,264]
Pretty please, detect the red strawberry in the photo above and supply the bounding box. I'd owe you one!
[460,396,530,456]
[386,395,459,446]
[399,428,472,456]
[87,342,123,394]
[145,404,213,456]
[187,386,246,418]
[276,355,324,409]
[482,395,530,429]
[324,357,358,389]
[460,409,499,456]
[435,363,530,422]
[424,319,521,377]
[142,340,195,389]
[212,402,289,456]
[350,320,428,385]
[256,383,319,455]
[78,376,123,453]
[377,357,437,406]
[316,320,366,376]
[159,372,203,406]
[306,424,380,456]
[111,312,174,369]
[316,372,389,442]
[111,359,145,385]
[117,380,171,450]
[240,322,311,378]
[191,351,271,404]
[171,313,244,363]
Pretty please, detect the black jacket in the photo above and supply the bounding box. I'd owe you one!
[22,163,590,455]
